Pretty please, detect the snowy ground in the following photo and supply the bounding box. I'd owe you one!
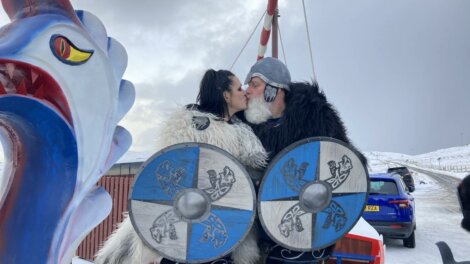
[383,171,469,263]
[366,151,470,263]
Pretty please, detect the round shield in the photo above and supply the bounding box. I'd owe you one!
[129,143,256,263]
[258,137,369,251]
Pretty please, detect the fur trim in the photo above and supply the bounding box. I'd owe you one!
[248,82,367,165]
[462,210,470,232]
[157,107,268,169]
[94,214,163,264]
[231,227,260,264]
[459,175,470,232]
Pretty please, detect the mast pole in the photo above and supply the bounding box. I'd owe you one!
[257,0,278,60]
[272,7,278,58]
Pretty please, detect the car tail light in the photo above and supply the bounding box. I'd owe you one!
[389,199,409,208]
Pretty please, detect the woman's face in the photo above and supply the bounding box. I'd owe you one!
[225,75,247,115]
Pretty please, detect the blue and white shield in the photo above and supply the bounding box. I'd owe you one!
[258,137,369,251]
[129,143,256,263]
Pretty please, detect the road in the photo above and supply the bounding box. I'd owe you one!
[407,166,462,195]
[384,169,470,263]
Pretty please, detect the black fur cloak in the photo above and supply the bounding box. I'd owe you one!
[459,175,470,232]
[244,81,367,165]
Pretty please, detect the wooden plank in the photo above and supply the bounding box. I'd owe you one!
[103,177,111,242]
[75,174,136,260]
[117,176,124,223]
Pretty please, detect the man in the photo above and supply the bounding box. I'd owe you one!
[243,57,366,164]
[458,174,470,232]
[242,57,367,263]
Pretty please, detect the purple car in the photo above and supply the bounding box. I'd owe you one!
[363,173,416,248]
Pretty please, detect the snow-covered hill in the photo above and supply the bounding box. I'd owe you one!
[1,144,469,178]
[365,144,470,179]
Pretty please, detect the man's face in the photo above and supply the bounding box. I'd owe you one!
[244,76,273,124]
[246,77,266,100]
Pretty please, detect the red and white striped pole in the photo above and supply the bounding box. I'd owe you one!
[257,0,278,60]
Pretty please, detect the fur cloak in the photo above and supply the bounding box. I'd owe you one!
[94,107,268,264]
[241,81,367,263]
[247,81,367,164]
[459,174,470,232]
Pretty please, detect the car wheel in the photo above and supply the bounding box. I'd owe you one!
[403,230,416,248]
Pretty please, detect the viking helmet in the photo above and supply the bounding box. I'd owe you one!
[244,57,291,91]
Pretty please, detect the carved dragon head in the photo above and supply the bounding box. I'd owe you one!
[0,1,135,263]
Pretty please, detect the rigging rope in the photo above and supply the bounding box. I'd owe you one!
[302,0,317,81]
[278,21,287,67]
[229,10,266,70]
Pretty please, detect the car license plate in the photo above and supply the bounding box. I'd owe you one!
[365,205,379,212]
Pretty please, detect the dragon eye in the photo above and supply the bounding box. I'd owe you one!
[50,35,93,65]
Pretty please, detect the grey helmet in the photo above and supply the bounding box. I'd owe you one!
[244,57,291,91]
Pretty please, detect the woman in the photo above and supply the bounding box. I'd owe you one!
[95,69,267,264]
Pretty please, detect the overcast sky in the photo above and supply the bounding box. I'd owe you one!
[1,0,469,155]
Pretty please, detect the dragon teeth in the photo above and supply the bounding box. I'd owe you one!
[31,69,39,84]
[0,82,6,94]
[0,63,38,95]
[34,84,45,99]
[6,63,15,79]
[16,80,27,95]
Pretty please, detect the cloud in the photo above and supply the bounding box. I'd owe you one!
[71,0,266,79]
[69,0,272,153]
[1,1,470,155]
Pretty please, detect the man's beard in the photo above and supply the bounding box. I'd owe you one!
[245,95,272,124]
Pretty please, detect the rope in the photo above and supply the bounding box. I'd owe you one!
[229,10,266,70]
[278,21,287,67]
[302,0,317,81]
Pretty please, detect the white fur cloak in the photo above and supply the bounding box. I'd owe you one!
[94,107,268,264]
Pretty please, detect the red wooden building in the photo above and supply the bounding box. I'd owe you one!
[76,161,142,261]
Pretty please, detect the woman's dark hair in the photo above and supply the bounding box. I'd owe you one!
[196,69,234,118]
